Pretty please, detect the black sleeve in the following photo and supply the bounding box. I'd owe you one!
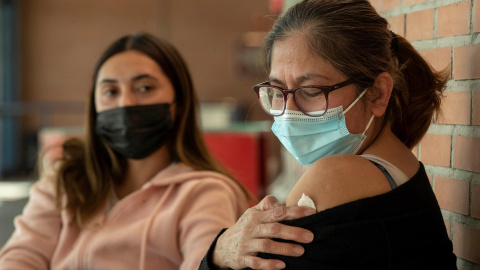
[198,228,228,270]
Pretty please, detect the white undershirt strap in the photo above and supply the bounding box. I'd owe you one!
[361,154,409,186]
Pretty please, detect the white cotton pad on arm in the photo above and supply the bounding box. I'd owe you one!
[297,193,316,211]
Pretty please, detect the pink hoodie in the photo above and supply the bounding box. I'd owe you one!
[0,163,249,270]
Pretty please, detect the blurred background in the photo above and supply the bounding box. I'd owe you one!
[0,0,300,246]
[0,0,283,180]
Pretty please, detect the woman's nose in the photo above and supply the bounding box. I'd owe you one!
[285,93,299,111]
[119,91,136,107]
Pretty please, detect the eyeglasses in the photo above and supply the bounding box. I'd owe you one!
[252,78,355,117]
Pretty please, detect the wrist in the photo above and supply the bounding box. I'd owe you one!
[212,233,229,270]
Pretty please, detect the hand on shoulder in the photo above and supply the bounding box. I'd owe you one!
[284,154,392,212]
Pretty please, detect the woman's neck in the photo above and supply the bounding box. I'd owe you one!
[116,146,172,199]
[361,125,420,178]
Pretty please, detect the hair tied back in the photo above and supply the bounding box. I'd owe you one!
[390,30,399,56]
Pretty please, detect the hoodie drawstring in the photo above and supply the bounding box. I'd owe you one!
[139,184,175,270]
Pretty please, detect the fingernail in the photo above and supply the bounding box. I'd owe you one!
[305,209,315,216]
[274,202,283,208]
[303,232,314,242]
[276,262,286,269]
[293,246,304,255]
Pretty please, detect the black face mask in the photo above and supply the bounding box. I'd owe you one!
[95,103,174,160]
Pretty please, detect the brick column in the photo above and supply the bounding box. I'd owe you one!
[376,0,480,268]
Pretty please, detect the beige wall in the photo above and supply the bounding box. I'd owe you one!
[20,0,272,131]
[169,0,271,102]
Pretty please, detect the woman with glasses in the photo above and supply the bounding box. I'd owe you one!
[0,33,249,270]
[199,0,456,269]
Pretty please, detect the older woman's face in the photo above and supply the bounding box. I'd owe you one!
[269,33,370,135]
[95,50,176,118]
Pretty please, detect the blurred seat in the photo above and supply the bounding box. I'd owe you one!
[204,130,269,200]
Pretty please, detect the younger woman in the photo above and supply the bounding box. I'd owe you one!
[0,33,249,270]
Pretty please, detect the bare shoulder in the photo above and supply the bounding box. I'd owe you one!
[284,154,392,212]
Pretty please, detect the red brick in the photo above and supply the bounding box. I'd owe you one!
[437,1,471,38]
[453,223,480,263]
[437,91,471,125]
[420,134,451,166]
[406,9,434,41]
[380,0,400,11]
[474,91,480,125]
[454,136,480,173]
[434,177,469,214]
[419,47,451,73]
[445,220,451,237]
[473,184,480,219]
[454,44,480,80]
[474,0,480,33]
[387,15,405,37]
[403,0,428,5]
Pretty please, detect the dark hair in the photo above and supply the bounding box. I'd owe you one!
[56,33,249,226]
[264,0,449,148]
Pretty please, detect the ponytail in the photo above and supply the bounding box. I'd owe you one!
[386,35,449,148]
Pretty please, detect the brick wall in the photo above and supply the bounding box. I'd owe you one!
[376,0,480,268]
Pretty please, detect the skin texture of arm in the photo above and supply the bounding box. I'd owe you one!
[284,154,393,212]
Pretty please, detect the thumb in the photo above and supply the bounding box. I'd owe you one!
[255,195,283,211]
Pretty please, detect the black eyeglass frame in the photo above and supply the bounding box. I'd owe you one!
[252,78,356,117]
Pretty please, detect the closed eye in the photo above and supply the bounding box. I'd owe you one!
[301,88,323,98]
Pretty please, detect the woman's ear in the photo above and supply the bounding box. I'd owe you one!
[368,72,393,117]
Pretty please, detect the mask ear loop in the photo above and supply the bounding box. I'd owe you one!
[342,89,375,136]
[362,115,375,136]
[343,89,367,114]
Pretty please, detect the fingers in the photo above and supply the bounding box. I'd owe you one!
[255,222,314,244]
[248,238,305,257]
[255,195,281,211]
[214,197,315,269]
[284,206,316,221]
[256,205,315,224]
[240,239,306,269]
[255,195,316,221]
[243,255,286,270]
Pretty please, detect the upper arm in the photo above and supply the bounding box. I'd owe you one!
[0,177,62,269]
[178,178,248,270]
[284,155,392,212]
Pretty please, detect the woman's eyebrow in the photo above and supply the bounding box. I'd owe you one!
[131,74,158,82]
[298,73,329,83]
[98,78,117,84]
[97,74,158,85]
[267,77,285,85]
[268,73,329,86]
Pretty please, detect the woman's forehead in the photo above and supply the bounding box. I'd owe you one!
[97,51,164,82]
[269,38,341,85]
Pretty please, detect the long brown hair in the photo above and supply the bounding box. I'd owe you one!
[264,0,449,148]
[55,33,249,226]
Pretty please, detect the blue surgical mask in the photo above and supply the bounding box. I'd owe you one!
[271,90,374,166]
